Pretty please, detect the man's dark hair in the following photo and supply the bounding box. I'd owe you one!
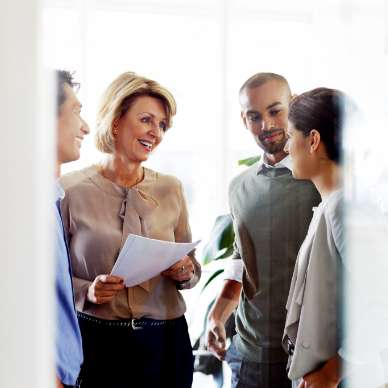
[239,72,290,97]
[56,70,79,114]
[289,87,350,164]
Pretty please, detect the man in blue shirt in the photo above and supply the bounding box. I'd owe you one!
[55,70,90,388]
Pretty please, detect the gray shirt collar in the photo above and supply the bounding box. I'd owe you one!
[256,155,292,174]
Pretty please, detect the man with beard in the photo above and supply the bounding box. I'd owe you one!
[206,73,320,388]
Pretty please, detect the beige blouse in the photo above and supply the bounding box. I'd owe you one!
[60,165,201,320]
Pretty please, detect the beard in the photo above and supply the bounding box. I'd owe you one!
[257,128,287,155]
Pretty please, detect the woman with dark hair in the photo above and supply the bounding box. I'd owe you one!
[282,88,349,387]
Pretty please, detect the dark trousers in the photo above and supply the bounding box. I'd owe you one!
[78,314,194,388]
[225,343,291,388]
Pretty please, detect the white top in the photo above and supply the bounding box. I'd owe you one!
[283,189,344,380]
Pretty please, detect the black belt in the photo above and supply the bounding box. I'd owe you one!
[77,312,178,331]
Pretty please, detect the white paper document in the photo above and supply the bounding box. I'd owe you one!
[111,233,200,287]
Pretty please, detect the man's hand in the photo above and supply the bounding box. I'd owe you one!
[161,255,194,282]
[56,376,64,388]
[207,319,227,360]
[205,280,242,361]
[87,274,124,304]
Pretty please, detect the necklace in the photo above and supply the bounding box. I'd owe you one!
[99,165,144,188]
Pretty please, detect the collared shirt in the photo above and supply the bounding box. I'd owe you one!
[55,182,83,385]
[224,155,293,282]
[60,165,201,320]
[256,154,293,174]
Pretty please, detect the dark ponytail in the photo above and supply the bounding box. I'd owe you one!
[289,87,349,164]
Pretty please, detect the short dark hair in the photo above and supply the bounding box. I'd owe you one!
[55,70,79,115]
[239,72,291,97]
[289,87,351,164]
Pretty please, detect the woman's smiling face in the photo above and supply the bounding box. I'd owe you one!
[114,95,168,163]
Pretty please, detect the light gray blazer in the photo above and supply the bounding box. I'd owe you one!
[283,190,344,380]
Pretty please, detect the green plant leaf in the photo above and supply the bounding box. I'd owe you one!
[212,247,228,260]
[202,214,234,265]
[201,269,224,293]
[215,246,234,260]
[238,155,261,166]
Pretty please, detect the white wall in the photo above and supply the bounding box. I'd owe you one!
[0,0,53,387]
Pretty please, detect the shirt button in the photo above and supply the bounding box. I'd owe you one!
[302,341,310,349]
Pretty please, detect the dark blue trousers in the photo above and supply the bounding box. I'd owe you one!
[78,314,194,388]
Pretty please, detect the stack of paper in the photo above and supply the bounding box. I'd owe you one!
[111,233,200,287]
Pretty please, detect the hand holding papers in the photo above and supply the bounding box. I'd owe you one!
[111,234,200,287]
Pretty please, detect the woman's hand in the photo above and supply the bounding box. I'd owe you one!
[87,274,125,304]
[161,255,195,282]
[298,370,338,388]
[298,356,341,388]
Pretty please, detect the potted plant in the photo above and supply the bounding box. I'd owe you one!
[192,155,260,386]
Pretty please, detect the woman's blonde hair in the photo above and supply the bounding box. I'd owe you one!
[95,72,177,154]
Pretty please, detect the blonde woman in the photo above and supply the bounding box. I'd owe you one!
[60,72,200,388]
